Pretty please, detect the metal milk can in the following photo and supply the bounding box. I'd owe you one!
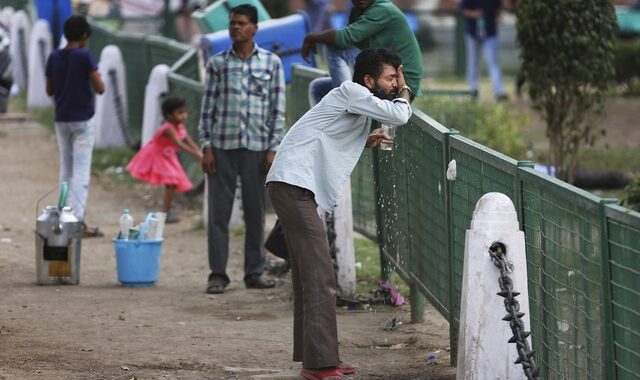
[35,183,82,285]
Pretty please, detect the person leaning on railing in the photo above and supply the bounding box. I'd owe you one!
[266,47,412,380]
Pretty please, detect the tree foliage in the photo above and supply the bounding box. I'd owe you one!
[516,0,616,182]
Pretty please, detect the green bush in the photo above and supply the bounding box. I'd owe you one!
[622,176,640,211]
[613,39,640,95]
[613,39,640,83]
[414,97,527,159]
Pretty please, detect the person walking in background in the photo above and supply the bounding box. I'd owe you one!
[266,48,412,380]
[198,4,286,294]
[461,0,508,101]
[126,96,202,224]
[45,15,105,238]
[302,0,423,105]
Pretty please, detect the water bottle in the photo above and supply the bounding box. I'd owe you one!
[119,209,133,240]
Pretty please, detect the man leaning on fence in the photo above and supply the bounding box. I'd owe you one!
[198,4,286,295]
[266,47,412,380]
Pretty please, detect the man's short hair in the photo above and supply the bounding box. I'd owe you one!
[352,48,402,87]
[230,4,258,24]
[63,15,91,41]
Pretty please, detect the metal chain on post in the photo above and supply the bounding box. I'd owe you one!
[489,242,541,380]
[108,69,138,148]
[38,39,46,72]
[18,29,28,84]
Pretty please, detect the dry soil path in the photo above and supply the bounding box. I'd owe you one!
[0,114,454,379]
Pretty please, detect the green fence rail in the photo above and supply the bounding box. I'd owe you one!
[291,65,640,379]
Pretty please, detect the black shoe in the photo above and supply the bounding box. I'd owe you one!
[245,276,275,289]
[496,94,509,102]
[206,277,227,294]
[470,89,478,101]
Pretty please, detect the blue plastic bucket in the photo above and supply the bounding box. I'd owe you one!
[113,239,163,287]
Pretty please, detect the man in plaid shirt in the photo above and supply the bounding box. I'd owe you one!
[198,4,285,294]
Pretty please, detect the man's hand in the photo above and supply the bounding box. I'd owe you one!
[201,147,216,175]
[365,128,391,148]
[397,64,407,89]
[263,150,276,175]
[301,34,317,64]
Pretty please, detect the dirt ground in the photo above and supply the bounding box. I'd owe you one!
[0,114,455,379]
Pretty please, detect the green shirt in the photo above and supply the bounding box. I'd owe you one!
[335,0,423,95]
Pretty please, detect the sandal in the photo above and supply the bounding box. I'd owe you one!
[300,368,345,380]
[81,224,104,239]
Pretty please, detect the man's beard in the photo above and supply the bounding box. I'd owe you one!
[372,85,397,101]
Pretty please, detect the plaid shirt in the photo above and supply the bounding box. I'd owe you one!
[198,44,286,152]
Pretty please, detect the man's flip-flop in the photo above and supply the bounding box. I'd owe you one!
[300,368,345,380]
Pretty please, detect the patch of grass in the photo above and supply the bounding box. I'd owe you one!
[11,93,56,133]
[92,147,136,171]
[232,225,245,237]
[577,147,640,175]
[32,106,55,133]
[354,237,409,297]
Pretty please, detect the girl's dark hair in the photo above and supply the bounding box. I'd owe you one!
[161,96,187,118]
[63,15,91,41]
[230,4,258,24]
[352,48,402,87]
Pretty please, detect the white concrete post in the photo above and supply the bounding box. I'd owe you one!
[457,192,532,380]
[26,19,52,109]
[0,7,15,30]
[94,45,128,148]
[9,10,30,92]
[333,180,356,298]
[141,64,169,146]
[202,176,243,230]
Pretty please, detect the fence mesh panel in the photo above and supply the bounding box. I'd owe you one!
[605,205,640,380]
[521,170,606,379]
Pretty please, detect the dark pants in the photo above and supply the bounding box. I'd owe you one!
[207,148,267,285]
[267,181,339,369]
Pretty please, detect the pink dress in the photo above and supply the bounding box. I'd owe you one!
[126,122,193,192]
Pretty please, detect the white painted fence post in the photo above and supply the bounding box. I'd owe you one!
[457,192,532,380]
[9,10,30,92]
[27,19,52,109]
[94,45,129,149]
[333,180,356,298]
[141,64,169,146]
[202,176,243,231]
[0,7,14,30]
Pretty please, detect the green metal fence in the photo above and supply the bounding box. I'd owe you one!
[290,65,640,379]
[86,20,193,142]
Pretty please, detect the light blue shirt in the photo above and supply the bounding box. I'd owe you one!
[266,81,412,212]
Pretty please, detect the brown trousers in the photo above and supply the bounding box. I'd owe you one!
[267,181,339,369]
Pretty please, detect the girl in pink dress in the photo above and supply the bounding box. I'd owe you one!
[126,96,202,223]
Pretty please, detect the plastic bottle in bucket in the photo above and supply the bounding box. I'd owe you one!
[119,209,133,240]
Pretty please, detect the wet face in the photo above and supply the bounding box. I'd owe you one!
[229,13,257,44]
[352,0,374,10]
[366,63,399,100]
[168,105,188,124]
